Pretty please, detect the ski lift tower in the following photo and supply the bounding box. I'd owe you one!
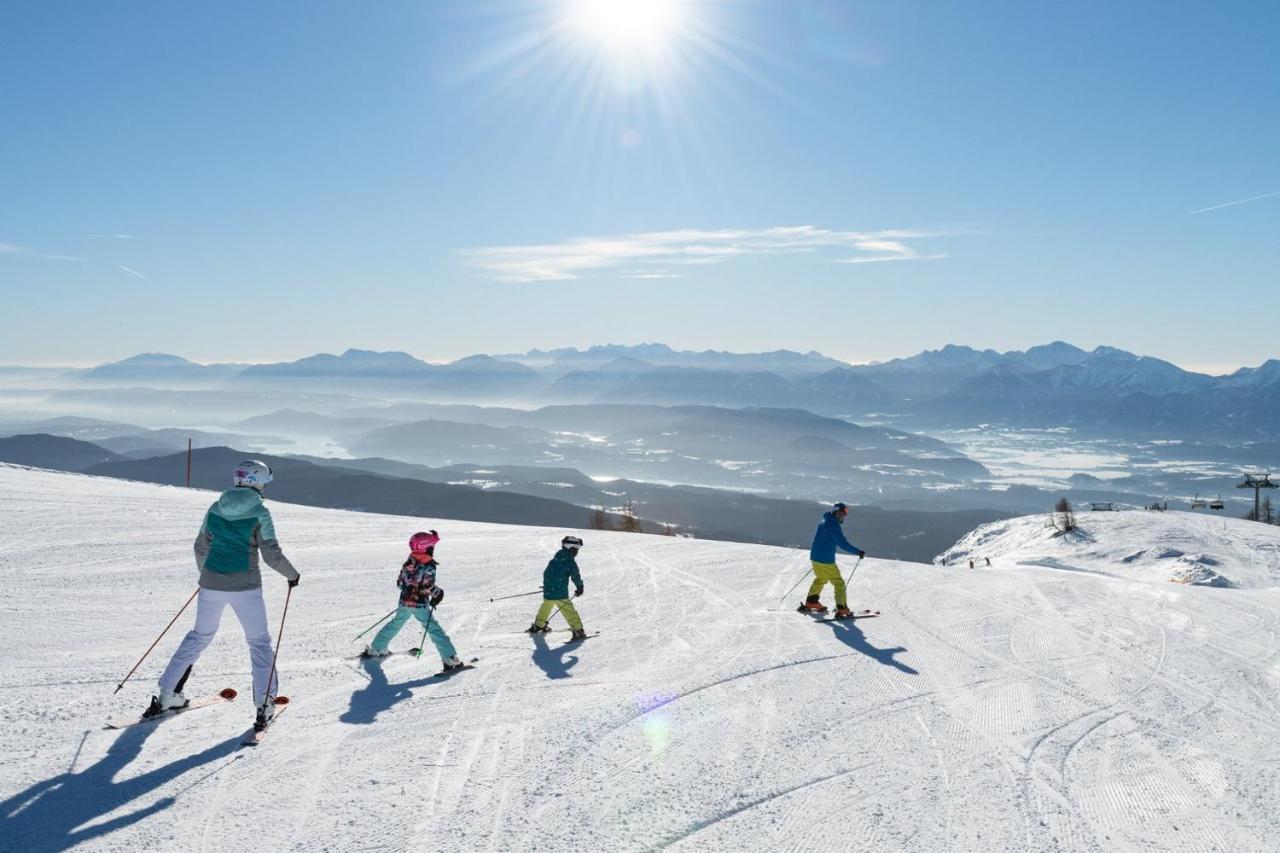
[1237,473,1278,520]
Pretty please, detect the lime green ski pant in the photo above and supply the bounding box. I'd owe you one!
[806,561,847,607]
[534,598,583,631]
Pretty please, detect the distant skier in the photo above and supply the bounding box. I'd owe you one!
[969,558,975,570]
[801,502,865,617]
[526,536,588,641]
[150,460,300,731]
[364,531,465,671]
[985,557,992,567]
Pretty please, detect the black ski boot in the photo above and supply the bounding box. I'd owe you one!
[569,628,589,642]
[525,623,550,634]
[254,698,276,732]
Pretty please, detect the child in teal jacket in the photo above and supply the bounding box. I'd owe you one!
[526,536,588,641]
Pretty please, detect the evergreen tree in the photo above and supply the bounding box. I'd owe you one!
[620,499,642,533]
[1053,497,1076,533]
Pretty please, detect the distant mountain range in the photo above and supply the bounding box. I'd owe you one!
[12,342,1280,438]
[0,436,1006,561]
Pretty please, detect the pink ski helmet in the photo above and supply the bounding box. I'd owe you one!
[410,530,439,552]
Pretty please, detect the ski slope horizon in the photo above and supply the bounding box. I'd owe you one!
[939,510,1280,590]
[2,465,1278,851]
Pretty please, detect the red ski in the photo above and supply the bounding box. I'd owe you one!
[106,688,238,730]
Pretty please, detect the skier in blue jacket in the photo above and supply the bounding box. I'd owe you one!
[801,502,865,617]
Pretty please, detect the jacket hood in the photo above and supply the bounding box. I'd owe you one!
[215,486,265,520]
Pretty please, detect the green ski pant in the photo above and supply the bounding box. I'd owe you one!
[806,561,847,607]
[534,598,583,631]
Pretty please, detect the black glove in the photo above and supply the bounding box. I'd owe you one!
[430,587,444,607]
[288,574,300,588]
[857,550,866,558]
[574,587,584,597]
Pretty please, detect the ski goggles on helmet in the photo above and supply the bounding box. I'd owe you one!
[234,460,273,489]
[562,536,584,549]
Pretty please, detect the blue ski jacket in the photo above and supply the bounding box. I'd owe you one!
[809,511,862,563]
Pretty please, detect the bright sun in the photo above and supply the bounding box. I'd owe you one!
[567,0,685,52]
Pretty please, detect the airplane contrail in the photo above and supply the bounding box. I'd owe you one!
[1190,190,1280,215]
[119,265,150,281]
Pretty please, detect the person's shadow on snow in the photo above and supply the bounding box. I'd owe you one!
[530,634,579,680]
[0,722,243,852]
[821,619,918,675]
[341,657,445,725]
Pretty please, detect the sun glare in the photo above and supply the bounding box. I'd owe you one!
[568,0,684,52]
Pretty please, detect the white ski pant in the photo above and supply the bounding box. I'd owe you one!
[159,587,277,705]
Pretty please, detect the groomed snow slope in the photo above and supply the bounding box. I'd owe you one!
[937,510,1280,589]
[1,465,1278,852]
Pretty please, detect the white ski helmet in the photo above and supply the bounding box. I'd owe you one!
[234,459,273,491]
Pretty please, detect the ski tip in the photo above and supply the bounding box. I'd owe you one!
[219,687,238,700]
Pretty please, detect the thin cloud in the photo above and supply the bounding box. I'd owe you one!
[119,265,150,281]
[90,233,138,240]
[465,225,950,282]
[837,252,948,264]
[620,271,684,279]
[1190,190,1280,215]
[0,241,83,262]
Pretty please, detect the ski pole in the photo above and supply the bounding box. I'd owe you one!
[353,607,398,641]
[411,606,435,658]
[841,555,865,589]
[113,586,199,694]
[546,591,580,627]
[262,585,294,708]
[489,589,542,603]
[778,566,814,606]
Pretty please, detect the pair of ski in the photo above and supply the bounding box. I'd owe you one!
[105,689,290,746]
[523,629,599,642]
[354,652,480,677]
[798,606,881,623]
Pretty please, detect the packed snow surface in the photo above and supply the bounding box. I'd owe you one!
[2,465,1279,852]
[938,509,1280,589]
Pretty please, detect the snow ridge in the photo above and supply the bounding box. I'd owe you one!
[937,509,1280,589]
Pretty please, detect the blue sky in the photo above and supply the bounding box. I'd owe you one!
[2,0,1276,372]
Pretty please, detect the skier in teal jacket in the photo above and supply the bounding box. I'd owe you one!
[526,536,588,641]
[152,460,299,731]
